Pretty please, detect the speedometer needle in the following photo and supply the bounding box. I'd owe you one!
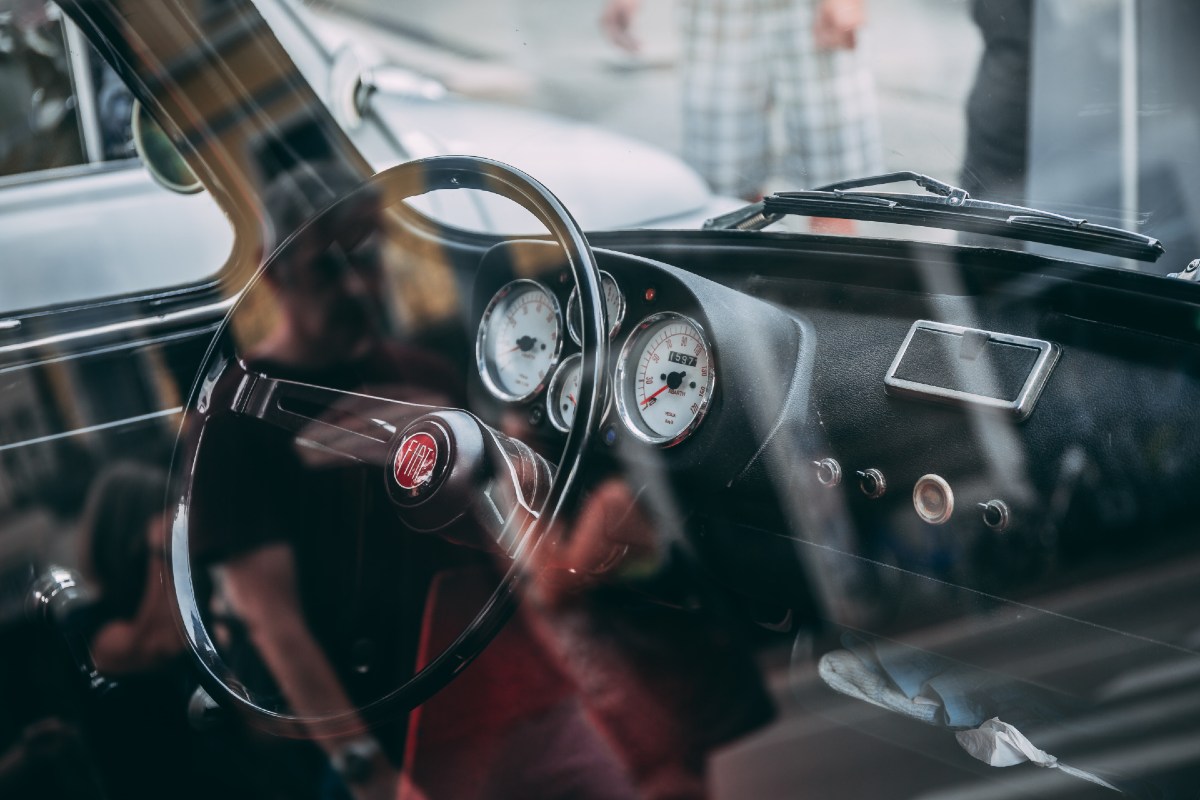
[501,336,538,356]
[641,385,669,405]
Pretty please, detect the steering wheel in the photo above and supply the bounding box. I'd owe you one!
[167,156,608,737]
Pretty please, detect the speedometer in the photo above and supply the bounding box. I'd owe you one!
[476,279,563,402]
[615,312,715,446]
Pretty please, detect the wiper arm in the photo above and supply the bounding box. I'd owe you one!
[702,201,778,231]
[818,171,968,199]
[704,171,1165,263]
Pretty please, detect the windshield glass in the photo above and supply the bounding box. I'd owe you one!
[295,0,1194,272]
[6,2,1200,800]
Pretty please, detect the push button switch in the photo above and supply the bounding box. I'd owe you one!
[913,474,954,524]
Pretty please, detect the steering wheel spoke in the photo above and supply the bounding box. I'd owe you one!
[477,426,554,557]
[231,367,430,469]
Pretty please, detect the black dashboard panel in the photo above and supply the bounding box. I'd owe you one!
[553,232,1200,634]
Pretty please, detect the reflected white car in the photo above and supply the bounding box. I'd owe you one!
[0,0,730,316]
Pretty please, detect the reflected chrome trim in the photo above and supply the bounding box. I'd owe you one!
[614,311,715,448]
[63,20,104,165]
[475,279,563,403]
[0,407,182,453]
[567,270,624,345]
[27,566,80,620]
[884,320,1060,422]
[0,295,236,358]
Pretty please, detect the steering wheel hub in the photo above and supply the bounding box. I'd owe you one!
[390,424,450,499]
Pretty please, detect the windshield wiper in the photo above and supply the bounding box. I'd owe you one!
[704,171,1165,263]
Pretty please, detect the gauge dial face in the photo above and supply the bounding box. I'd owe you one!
[568,270,625,345]
[616,313,715,446]
[476,280,563,402]
[546,354,583,432]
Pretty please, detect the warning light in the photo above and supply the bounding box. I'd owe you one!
[644,287,656,302]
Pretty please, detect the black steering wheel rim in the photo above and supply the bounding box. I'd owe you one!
[167,156,608,737]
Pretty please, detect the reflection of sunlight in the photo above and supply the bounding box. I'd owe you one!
[403,189,543,236]
[380,224,459,329]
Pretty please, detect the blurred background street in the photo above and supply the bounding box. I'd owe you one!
[315,0,980,194]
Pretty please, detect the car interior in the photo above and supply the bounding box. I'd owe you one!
[3,0,1200,799]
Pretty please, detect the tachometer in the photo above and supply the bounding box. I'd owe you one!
[476,279,563,402]
[615,312,715,446]
[567,270,625,345]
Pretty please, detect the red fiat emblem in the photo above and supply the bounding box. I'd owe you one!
[394,432,438,491]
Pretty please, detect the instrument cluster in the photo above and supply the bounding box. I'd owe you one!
[474,270,716,447]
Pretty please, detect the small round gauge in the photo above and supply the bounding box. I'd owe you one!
[615,312,715,446]
[476,279,563,402]
[567,270,625,345]
[546,354,583,432]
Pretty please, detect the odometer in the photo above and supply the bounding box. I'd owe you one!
[615,312,715,446]
[476,280,562,402]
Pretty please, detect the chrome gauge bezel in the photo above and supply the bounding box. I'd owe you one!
[475,278,564,403]
[615,311,716,447]
[567,270,625,346]
[546,353,587,433]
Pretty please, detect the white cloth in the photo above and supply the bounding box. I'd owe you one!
[957,718,1123,793]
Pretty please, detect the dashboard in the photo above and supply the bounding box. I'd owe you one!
[460,232,1200,636]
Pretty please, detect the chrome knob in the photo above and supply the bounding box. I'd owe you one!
[856,468,887,499]
[978,499,1011,532]
[813,458,842,487]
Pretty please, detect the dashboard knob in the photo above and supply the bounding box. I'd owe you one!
[913,474,954,524]
[978,499,1011,532]
[813,458,842,487]
[856,468,887,499]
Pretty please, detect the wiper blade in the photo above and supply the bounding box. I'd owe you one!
[705,171,1165,263]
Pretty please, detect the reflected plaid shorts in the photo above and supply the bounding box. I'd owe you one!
[679,0,884,199]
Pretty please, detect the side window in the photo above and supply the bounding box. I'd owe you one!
[0,0,234,318]
[0,0,85,177]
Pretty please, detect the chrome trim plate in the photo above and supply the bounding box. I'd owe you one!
[884,320,1060,421]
